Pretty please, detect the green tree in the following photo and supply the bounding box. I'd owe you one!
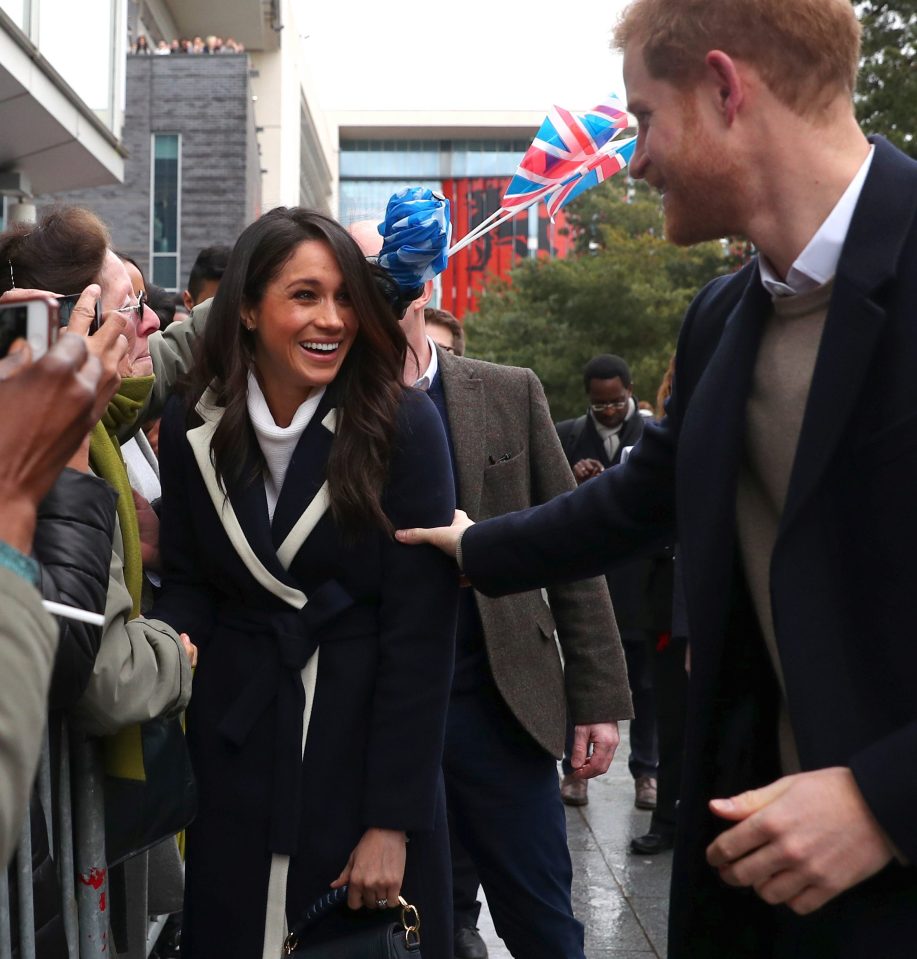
[856,1,917,157]
[465,180,727,420]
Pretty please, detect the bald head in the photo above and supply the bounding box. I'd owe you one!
[348,220,383,257]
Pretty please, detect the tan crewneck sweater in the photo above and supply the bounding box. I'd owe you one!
[736,279,834,772]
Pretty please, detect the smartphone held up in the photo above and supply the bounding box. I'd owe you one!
[0,296,58,359]
[57,293,102,333]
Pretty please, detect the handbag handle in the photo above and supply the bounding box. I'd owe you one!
[283,887,420,955]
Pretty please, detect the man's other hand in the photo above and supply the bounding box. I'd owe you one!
[706,767,894,915]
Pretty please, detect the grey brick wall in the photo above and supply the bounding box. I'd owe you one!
[44,54,261,290]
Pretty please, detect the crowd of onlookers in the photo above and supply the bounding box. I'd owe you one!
[131,35,246,56]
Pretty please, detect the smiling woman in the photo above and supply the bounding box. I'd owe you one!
[244,239,357,427]
[148,207,460,958]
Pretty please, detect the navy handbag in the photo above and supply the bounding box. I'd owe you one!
[283,886,421,957]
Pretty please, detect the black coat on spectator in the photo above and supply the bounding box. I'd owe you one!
[556,408,654,635]
[35,469,118,708]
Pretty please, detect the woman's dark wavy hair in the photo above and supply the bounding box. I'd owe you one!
[190,207,408,537]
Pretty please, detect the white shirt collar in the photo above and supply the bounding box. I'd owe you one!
[413,336,439,391]
[759,145,874,297]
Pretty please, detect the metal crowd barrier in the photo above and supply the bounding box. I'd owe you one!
[0,720,171,959]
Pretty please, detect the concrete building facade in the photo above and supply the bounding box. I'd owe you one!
[0,0,126,226]
[50,53,261,291]
[42,0,333,291]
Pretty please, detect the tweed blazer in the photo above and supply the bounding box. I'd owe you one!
[438,348,632,757]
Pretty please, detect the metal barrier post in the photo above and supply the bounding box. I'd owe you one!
[0,868,12,959]
[58,719,79,959]
[15,808,35,959]
[71,732,108,958]
[37,736,53,853]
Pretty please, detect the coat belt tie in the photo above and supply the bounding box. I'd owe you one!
[216,580,375,854]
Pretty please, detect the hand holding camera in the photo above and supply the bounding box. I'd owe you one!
[0,334,117,553]
[0,284,128,420]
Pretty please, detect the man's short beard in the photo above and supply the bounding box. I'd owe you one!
[663,96,747,246]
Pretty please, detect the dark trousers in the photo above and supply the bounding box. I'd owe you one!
[648,634,688,836]
[449,821,482,929]
[444,680,585,959]
[563,633,658,780]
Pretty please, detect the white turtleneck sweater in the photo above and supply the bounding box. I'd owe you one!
[246,370,325,521]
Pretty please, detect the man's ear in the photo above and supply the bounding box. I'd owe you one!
[704,50,745,125]
[412,280,434,311]
[182,289,194,311]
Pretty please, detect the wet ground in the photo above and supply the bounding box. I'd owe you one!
[477,721,671,958]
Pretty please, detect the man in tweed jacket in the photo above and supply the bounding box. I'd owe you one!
[398,282,632,959]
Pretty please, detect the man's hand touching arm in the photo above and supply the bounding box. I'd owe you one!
[395,508,474,562]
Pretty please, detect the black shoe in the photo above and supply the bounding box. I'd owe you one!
[629,831,674,855]
[454,924,489,959]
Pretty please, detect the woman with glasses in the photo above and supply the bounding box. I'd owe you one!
[0,207,195,957]
[0,207,193,716]
[148,208,459,958]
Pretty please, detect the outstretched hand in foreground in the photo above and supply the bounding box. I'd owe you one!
[0,327,126,552]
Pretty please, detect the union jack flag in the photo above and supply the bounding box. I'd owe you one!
[544,137,637,219]
[500,95,630,213]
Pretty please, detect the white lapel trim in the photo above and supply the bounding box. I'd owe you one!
[277,482,331,571]
[274,406,337,570]
[191,390,324,956]
[260,646,320,959]
[189,391,305,609]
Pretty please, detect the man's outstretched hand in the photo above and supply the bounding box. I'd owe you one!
[395,509,474,560]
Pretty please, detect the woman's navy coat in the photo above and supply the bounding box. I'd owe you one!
[151,385,458,959]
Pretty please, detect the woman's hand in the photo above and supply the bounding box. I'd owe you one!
[62,285,128,421]
[330,827,407,911]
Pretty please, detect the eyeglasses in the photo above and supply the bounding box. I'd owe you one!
[590,399,628,412]
[114,290,146,322]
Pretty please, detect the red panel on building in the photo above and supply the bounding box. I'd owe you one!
[440,177,573,320]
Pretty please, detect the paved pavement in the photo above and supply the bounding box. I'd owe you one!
[476,722,672,958]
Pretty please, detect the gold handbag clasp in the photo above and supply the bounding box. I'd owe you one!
[398,895,421,948]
